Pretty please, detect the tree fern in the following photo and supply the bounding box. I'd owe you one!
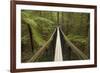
[21,10,55,51]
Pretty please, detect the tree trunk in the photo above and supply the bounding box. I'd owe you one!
[27,24,34,53]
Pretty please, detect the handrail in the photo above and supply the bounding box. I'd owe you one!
[59,28,88,59]
[27,28,57,62]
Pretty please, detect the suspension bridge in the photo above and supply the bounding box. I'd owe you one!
[27,26,88,62]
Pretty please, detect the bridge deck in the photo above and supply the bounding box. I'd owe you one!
[54,27,63,61]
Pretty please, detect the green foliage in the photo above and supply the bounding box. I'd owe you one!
[67,34,88,51]
[21,10,55,48]
[21,10,90,62]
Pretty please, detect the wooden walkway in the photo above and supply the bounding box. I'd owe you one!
[54,27,63,61]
